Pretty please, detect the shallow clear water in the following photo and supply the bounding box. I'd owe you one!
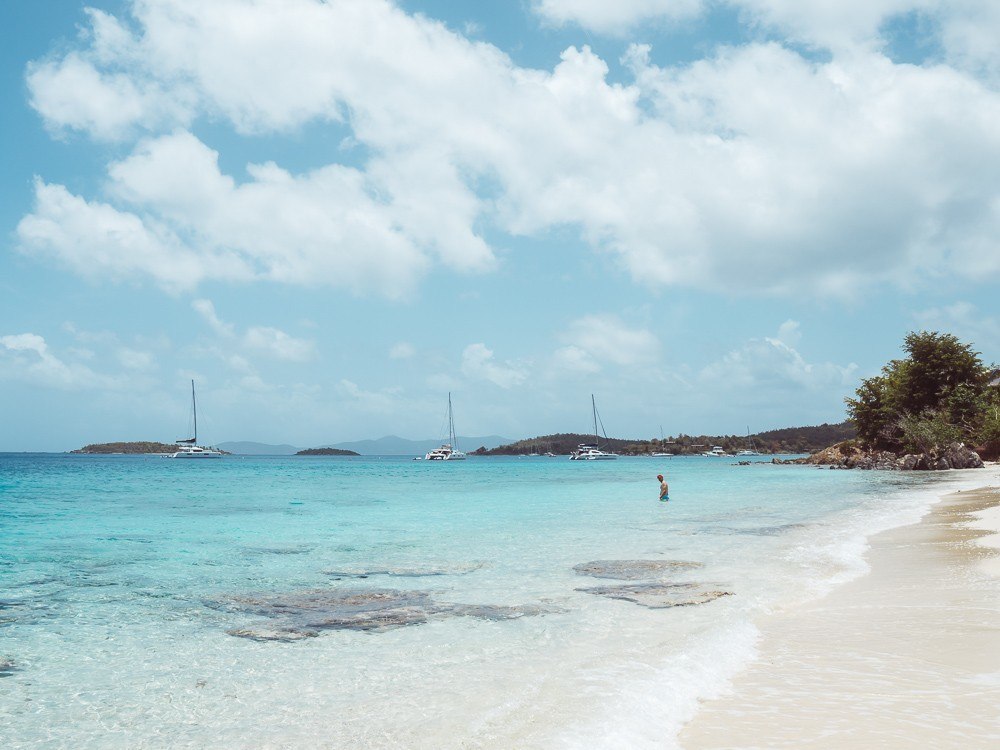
[0,453,981,748]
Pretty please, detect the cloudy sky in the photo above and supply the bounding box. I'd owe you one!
[2,0,999,451]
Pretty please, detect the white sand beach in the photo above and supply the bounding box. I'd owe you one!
[680,470,1000,749]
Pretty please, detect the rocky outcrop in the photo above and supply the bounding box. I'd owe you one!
[796,441,983,471]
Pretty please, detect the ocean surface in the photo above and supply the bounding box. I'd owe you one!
[0,453,985,748]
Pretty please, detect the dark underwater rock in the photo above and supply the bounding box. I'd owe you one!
[573,560,703,580]
[213,587,553,640]
[577,582,733,609]
[323,562,483,579]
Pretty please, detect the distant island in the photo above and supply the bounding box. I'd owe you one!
[474,423,855,457]
[295,447,360,456]
[73,442,181,454]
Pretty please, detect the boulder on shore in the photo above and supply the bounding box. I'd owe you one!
[797,440,983,471]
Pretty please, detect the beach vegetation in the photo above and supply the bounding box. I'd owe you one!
[846,331,999,455]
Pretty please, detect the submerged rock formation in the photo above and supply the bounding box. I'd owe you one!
[576,582,733,609]
[573,560,703,580]
[573,558,732,609]
[209,587,555,641]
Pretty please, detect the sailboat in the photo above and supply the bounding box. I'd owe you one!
[569,395,617,460]
[735,427,761,456]
[652,424,674,457]
[425,393,467,461]
[168,380,223,459]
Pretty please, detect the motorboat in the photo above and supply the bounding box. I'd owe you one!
[701,446,728,457]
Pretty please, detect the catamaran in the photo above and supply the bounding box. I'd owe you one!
[652,424,674,457]
[425,393,466,461]
[735,426,761,456]
[570,395,617,460]
[168,380,223,459]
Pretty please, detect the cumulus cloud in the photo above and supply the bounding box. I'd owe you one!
[551,344,601,374]
[460,343,529,388]
[562,315,661,367]
[700,323,857,392]
[337,379,401,413]
[532,0,703,35]
[0,333,113,389]
[191,298,235,337]
[243,327,314,362]
[192,298,314,362]
[389,342,416,359]
[533,0,1000,59]
[18,0,1000,300]
[913,302,1000,356]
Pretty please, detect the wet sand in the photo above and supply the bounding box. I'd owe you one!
[680,480,1000,749]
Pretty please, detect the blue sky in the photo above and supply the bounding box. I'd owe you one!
[2,0,999,451]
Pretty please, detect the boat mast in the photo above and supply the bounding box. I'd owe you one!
[192,379,198,444]
[592,394,599,446]
[448,392,456,449]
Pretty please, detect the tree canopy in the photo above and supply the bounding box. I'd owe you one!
[846,331,999,455]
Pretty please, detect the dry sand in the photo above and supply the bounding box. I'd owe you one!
[679,480,1000,749]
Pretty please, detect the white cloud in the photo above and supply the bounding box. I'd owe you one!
[0,333,112,389]
[533,1,1000,60]
[913,302,1000,357]
[18,0,1000,300]
[533,0,703,35]
[337,379,401,413]
[775,319,801,347]
[15,179,247,292]
[460,343,529,388]
[192,298,235,337]
[562,315,660,367]
[551,345,601,374]
[117,347,155,371]
[389,342,416,359]
[192,299,314,362]
[243,326,314,362]
[701,324,857,392]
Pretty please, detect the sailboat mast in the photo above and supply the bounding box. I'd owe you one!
[192,379,198,443]
[592,394,599,445]
[448,392,456,448]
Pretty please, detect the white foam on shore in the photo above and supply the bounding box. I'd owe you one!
[677,467,1000,748]
[553,619,761,750]
[567,467,1000,750]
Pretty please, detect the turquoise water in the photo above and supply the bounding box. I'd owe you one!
[0,453,979,748]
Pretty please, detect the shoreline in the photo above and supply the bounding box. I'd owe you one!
[679,470,1000,748]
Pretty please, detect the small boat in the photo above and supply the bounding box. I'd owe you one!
[570,444,616,460]
[168,380,222,459]
[570,395,617,460]
[701,446,728,457]
[425,393,467,461]
[735,427,761,456]
[651,424,674,457]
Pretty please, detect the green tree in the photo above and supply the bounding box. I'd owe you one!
[846,331,990,452]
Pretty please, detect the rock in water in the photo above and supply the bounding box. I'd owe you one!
[573,560,703,580]
[576,582,733,608]
[212,587,554,640]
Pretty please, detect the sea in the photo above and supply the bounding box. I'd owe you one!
[0,452,986,748]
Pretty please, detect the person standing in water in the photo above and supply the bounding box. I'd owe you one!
[657,474,669,502]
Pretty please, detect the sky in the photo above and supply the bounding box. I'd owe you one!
[2,0,999,451]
